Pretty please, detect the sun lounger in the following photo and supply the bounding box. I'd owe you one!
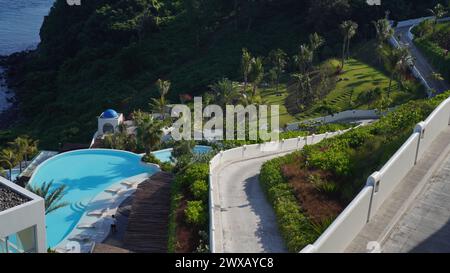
[104,187,122,194]
[87,208,107,217]
[120,181,138,187]
[69,234,91,242]
[77,223,96,229]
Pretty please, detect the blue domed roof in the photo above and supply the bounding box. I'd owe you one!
[100,109,119,119]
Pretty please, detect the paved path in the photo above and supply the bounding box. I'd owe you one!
[213,154,290,253]
[382,151,450,252]
[395,26,450,94]
[346,127,450,252]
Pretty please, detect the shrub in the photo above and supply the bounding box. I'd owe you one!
[190,180,209,201]
[259,154,317,252]
[185,200,207,226]
[181,163,209,187]
[142,153,162,165]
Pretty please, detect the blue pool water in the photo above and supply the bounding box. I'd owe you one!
[28,149,159,248]
[152,145,212,162]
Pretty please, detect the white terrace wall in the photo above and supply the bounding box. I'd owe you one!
[301,96,450,253]
[209,129,351,252]
[286,109,381,131]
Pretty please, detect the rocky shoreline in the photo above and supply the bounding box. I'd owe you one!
[0,52,29,130]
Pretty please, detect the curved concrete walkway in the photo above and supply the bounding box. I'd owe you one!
[213,153,291,253]
[346,127,450,252]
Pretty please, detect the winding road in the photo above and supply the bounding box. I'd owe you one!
[395,25,450,94]
[212,153,291,253]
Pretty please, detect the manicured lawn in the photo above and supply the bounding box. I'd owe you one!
[259,84,296,128]
[259,41,426,123]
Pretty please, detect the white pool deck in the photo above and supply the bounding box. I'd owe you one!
[54,169,158,253]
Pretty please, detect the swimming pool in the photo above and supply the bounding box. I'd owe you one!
[28,149,159,248]
[152,145,212,162]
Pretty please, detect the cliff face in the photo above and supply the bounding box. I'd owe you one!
[4,0,444,148]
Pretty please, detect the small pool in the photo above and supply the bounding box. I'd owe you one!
[28,149,158,248]
[152,145,212,163]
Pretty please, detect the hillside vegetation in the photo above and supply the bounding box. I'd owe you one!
[3,0,445,148]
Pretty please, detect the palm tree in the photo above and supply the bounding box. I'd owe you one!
[8,136,31,172]
[26,181,69,215]
[309,32,325,52]
[25,138,38,167]
[209,78,237,106]
[268,49,287,95]
[294,44,313,73]
[150,79,170,119]
[248,57,264,98]
[0,148,17,180]
[340,20,358,69]
[427,4,447,34]
[136,115,163,155]
[382,46,414,98]
[373,18,394,47]
[241,48,252,94]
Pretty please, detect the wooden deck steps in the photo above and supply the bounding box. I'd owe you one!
[123,171,173,253]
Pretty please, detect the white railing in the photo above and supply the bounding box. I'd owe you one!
[209,129,352,252]
[286,109,382,131]
[301,96,450,253]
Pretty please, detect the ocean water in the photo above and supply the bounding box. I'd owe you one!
[0,0,54,112]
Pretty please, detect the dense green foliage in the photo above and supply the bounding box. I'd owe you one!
[260,91,450,251]
[5,0,446,148]
[259,153,316,252]
[185,200,207,226]
[414,20,450,82]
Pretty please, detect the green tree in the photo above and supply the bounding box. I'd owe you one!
[381,46,414,98]
[209,78,237,106]
[150,79,171,119]
[136,113,164,154]
[268,49,287,95]
[8,137,27,173]
[26,181,69,215]
[427,3,447,34]
[340,20,358,69]
[294,44,313,73]
[373,18,394,47]
[248,57,264,98]
[0,149,17,180]
[241,48,253,94]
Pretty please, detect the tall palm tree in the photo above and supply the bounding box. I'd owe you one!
[340,20,358,69]
[268,49,287,95]
[249,57,264,98]
[241,48,252,94]
[209,78,237,106]
[0,148,17,181]
[427,4,447,34]
[373,18,394,47]
[294,44,313,73]
[309,32,325,64]
[382,46,414,98]
[8,137,29,172]
[150,79,171,119]
[26,181,69,215]
[136,115,163,155]
[24,138,38,167]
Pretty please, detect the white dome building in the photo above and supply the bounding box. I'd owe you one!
[97,109,124,136]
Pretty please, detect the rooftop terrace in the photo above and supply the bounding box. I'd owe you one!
[0,184,30,212]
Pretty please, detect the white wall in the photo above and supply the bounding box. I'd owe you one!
[286,110,381,131]
[301,186,373,253]
[301,95,450,253]
[0,177,46,253]
[208,130,349,252]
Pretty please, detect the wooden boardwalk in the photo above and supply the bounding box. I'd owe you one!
[346,128,450,252]
[123,171,173,253]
